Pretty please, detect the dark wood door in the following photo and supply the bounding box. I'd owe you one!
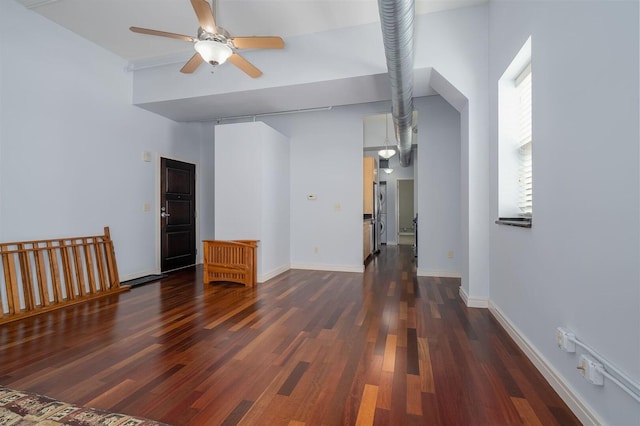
[161,158,196,272]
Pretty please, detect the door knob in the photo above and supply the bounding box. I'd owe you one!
[161,212,171,218]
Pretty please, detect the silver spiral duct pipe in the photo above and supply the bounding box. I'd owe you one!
[377,0,415,166]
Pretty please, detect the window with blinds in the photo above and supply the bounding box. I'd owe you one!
[497,37,531,227]
[516,64,532,216]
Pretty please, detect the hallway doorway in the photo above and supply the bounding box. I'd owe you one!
[397,179,414,246]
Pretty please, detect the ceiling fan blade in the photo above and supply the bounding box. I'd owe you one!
[227,53,262,78]
[190,0,217,33]
[231,36,285,49]
[180,53,204,73]
[129,26,194,42]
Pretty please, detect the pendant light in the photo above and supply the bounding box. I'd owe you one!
[378,113,396,159]
[380,158,393,175]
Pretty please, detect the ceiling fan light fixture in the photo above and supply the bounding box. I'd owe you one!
[194,40,232,65]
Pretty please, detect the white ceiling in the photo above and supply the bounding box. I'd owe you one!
[20,0,486,62]
[18,0,486,121]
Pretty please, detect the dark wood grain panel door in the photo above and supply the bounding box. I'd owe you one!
[161,158,196,272]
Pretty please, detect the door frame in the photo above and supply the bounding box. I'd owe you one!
[156,153,199,273]
[396,178,414,242]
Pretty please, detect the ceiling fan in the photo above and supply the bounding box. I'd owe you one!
[130,0,284,78]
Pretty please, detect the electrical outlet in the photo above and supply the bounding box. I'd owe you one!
[578,354,604,385]
[314,246,318,254]
[447,251,454,259]
[556,327,576,353]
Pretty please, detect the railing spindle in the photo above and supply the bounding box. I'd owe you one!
[0,227,129,325]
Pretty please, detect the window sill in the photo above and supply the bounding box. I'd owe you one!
[495,217,532,228]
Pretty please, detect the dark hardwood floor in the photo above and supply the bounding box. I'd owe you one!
[0,245,579,425]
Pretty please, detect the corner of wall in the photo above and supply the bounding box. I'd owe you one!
[458,285,489,308]
[258,264,291,283]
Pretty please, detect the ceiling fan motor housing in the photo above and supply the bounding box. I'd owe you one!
[198,27,231,45]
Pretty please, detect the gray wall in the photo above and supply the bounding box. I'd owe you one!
[214,122,291,281]
[0,0,214,279]
[488,1,639,424]
[224,96,462,275]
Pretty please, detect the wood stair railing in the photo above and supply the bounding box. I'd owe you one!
[0,226,129,325]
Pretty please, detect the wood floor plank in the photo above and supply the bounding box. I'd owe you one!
[322,335,368,425]
[399,301,407,321]
[294,341,348,423]
[417,337,435,393]
[406,374,423,416]
[204,298,257,329]
[406,306,417,329]
[512,396,545,426]
[0,246,580,426]
[85,378,138,408]
[406,328,419,375]
[421,391,442,426]
[376,371,394,410]
[382,334,397,372]
[221,400,254,426]
[356,384,379,426]
[278,361,310,396]
[387,281,396,297]
[429,301,441,319]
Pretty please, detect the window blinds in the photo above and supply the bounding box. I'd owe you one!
[517,65,532,216]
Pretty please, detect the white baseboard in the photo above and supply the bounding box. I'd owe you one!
[417,269,462,278]
[258,264,290,283]
[458,286,489,308]
[290,263,364,273]
[488,301,601,426]
[119,269,161,282]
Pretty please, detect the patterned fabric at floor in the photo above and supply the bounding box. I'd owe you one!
[0,386,168,426]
